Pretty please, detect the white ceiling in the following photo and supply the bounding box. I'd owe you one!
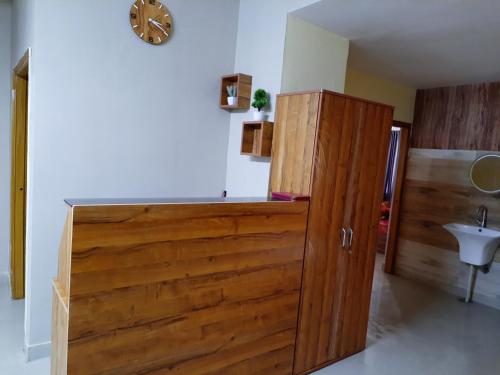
[292,0,500,89]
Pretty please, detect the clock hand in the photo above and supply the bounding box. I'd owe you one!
[148,18,168,35]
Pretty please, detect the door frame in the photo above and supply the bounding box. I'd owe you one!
[10,50,30,299]
[384,120,412,274]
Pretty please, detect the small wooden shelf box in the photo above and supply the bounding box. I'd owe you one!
[241,121,274,157]
[220,73,252,110]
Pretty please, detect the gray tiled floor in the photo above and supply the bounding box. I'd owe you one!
[1,256,499,375]
[0,282,50,374]
[316,256,500,374]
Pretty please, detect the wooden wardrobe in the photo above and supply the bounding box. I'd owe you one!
[270,90,393,374]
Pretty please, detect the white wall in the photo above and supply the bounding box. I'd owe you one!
[0,0,12,284]
[224,0,348,197]
[11,0,34,66]
[281,15,349,93]
[19,0,239,359]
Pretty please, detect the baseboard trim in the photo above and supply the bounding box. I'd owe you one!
[25,340,51,362]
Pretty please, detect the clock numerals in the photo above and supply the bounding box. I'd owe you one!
[148,36,154,43]
[149,0,156,4]
[130,13,137,19]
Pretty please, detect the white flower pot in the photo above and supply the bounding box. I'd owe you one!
[227,97,237,106]
[253,111,267,121]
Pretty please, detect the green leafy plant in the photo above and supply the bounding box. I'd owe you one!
[226,85,237,97]
[252,89,269,112]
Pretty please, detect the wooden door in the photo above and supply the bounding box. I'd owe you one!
[332,101,393,359]
[10,53,29,300]
[294,93,353,373]
[293,94,393,374]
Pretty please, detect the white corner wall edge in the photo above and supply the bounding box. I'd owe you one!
[224,0,348,197]
[24,340,51,362]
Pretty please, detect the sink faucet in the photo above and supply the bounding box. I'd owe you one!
[476,205,488,228]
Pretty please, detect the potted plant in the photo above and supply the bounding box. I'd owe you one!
[252,89,269,121]
[226,85,237,106]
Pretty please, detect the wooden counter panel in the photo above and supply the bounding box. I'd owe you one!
[51,282,68,375]
[64,201,309,375]
[71,203,307,250]
[70,230,306,274]
[68,261,303,340]
[56,211,73,305]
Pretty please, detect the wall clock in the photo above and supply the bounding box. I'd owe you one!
[130,0,173,45]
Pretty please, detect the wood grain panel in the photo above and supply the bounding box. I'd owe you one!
[338,103,393,357]
[270,92,321,195]
[294,93,347,373]
[10,73,28,300]
[396,149,500,310]
[293,92,393,373]
[56,211,73,306]
[412,82,500,151]
[56,201,309,375]
[396,239,500,310]
[51,282,68,375]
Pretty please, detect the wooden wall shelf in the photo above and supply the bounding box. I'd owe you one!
[220,73,252,110]
[241,121,274,157]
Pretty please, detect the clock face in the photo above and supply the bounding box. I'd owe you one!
[130,0,173,45]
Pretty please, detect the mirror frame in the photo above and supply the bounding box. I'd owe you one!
[469,154,500,194]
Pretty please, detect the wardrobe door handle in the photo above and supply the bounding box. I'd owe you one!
[340,228,347,248]
[347,228,354,248]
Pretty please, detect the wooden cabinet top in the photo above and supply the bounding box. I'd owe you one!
[64,196,285,207]
[277,89,395,110]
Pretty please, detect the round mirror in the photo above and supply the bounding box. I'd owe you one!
[470,154,500,194]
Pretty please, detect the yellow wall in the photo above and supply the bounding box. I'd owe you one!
[344,67,416,123]
[282,15,349,93]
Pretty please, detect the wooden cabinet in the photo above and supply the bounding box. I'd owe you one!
[270,90,393,374]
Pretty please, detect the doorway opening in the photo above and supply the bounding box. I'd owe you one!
[376,120,411,274]
[10,50,29,300]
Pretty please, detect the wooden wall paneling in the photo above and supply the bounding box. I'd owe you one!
[411,82,500,151]
[270,92,321,195]
[397,238,500,310]
[395,149,500,310]
[58,201,309,375]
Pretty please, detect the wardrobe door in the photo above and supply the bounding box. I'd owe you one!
[294,94,361,374]
[334,101,393,359]
[269,92,321,195]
